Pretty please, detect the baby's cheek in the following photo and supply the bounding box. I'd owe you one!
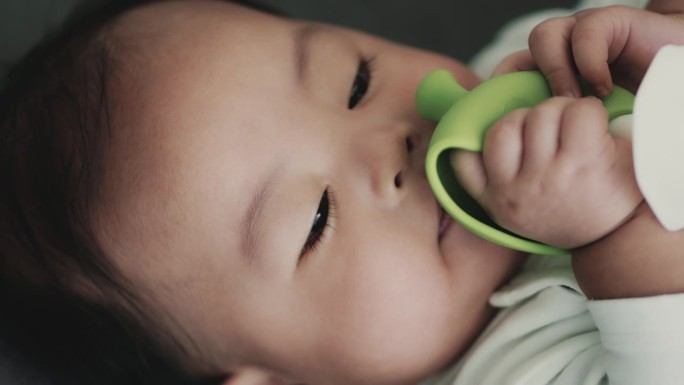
[313,249,461,383]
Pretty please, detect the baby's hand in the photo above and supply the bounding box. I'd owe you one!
[493,6,684,98]
[451,96,642,249]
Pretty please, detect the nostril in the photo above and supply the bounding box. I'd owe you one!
[405,136,414,153]
[394,173,403,188]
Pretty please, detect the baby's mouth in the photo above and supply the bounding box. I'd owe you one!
[438,206,453,241]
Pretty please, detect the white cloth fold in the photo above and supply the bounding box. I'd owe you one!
[423,254,684,385]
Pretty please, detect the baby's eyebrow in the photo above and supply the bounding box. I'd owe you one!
[240,170,279,265]
[293,23,322,83]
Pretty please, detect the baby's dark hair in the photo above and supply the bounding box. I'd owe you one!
[0,1,282,384]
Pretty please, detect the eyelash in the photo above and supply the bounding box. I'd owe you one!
[347,55,375,109]
[297,55,371,263]
[299,187,336,263]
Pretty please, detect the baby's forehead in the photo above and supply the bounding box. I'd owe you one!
[105,0,289,123]
[94,3,302,295]
[104,0,292,92]
[110,0,279,42]
[99,1,298,221]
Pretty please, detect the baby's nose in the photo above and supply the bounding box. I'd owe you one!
[354,124,415,206]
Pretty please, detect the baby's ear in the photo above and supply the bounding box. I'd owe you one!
[222,366,291,385]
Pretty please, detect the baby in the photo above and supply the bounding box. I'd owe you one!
[0,1,683,385]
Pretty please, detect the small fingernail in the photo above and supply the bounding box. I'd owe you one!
[596,85,610,99]
[561,89,576,98]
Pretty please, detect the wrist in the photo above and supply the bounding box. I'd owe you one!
[572,201,684,299]
[571,196,645,250]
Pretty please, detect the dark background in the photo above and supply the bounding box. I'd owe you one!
[1,0,576,77]
[0,0,575,383]
[265,0,576,62]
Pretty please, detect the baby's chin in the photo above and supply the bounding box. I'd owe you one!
[437,212,486,264]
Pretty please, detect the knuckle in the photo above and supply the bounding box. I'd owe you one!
[574,97,607,117]
[526,106,547,127]
[581,95,603,107]
[539,96,573,109]
[530,17,566,41]
[528,26,548,48]
[485,130,508,152]
[494,111,520,130]
[489,110,526,141]
[570,26,596,47]
[543,66,571,82]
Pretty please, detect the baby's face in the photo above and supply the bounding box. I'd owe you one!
[97,1,523,384]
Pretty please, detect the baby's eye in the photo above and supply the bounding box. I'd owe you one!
[299,188,332,261]
[347,57,374,109]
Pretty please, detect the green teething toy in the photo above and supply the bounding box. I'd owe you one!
[416,70,635,255]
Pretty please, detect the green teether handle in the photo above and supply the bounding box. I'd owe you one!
[419,70,635,255]
[418,70,634,152]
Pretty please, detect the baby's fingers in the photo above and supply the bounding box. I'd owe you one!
[491,50,537,77]
[482,108,527,185]
[528,16,582,97]
[558,96,609,159]
[570,10,620,98]
[450,150,486,201]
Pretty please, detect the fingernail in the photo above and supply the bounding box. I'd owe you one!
[561,89,576,98]
[596,85,610,99]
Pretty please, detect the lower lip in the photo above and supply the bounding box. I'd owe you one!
[438,209,453,241]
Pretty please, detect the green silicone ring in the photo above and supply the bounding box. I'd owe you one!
[417,70,635,255]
